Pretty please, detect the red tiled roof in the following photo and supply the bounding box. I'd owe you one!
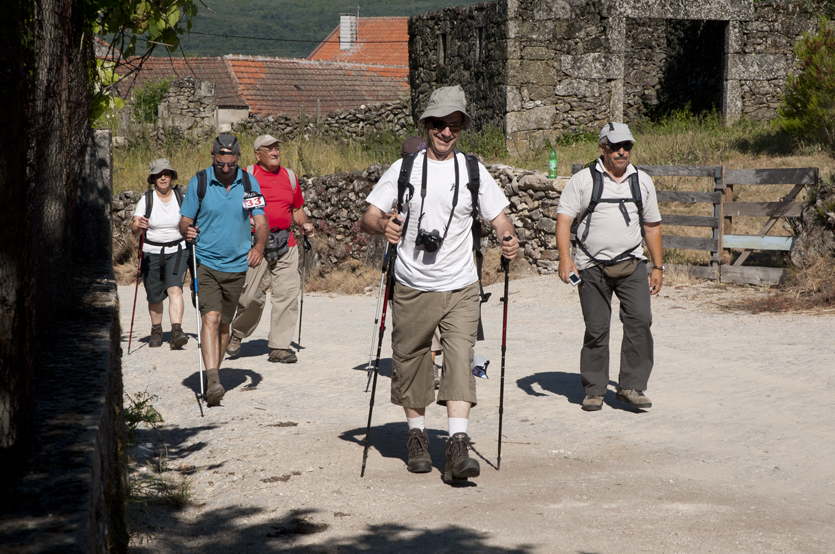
[308,17,408,67]
[114,57,248,108]
[225,56,409,117]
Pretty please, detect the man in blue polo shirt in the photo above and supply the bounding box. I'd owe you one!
[179,135,269,407]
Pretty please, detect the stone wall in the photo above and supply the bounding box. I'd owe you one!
[231,99,414,142]
[408,0,819,155]
[409,1,508,133]
[112,161,566,278]
[157,77,217,142]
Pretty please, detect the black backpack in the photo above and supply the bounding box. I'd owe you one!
[571,160,645,266]
[397,151,491,340]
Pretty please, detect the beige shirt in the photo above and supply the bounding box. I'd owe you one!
[557,160,661,270]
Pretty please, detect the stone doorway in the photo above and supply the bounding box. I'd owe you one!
[624,18,727,122]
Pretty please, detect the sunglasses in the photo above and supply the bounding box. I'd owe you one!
[429,119,464,133]
[604,141,634,152]
[214,161,237,169]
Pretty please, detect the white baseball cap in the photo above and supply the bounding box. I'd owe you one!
[599,122,635,144]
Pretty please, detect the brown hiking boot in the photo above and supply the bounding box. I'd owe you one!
[268,348,297,363]
[205,367,225,407]
[406,428,432,473]
[582,394,604,411]
[169,324,188,350]
[226,334,241,356]
[444,432,480,482]
[149,325,163,348]
[616,388,652,409]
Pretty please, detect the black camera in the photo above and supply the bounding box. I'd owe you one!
[415,229,443,253]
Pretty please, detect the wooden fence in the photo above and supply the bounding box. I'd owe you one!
[569,163,819,286]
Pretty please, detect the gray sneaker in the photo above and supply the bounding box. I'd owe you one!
[268,348,298,363]
[226,335,242,356]
[444,432,480,481]
[406,428,432,473]
[616,388,652,409]
[582,394,604,411]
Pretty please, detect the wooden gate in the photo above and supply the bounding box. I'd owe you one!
[569,163,818,286]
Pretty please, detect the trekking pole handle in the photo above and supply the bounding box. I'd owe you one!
[303,236,311,252]
[501,235,512,272]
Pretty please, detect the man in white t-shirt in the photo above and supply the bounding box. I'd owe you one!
[360,85,518,482]
[556,122,663,412]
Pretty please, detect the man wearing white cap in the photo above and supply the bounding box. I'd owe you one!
[556,122,663,412]
[226,135,314,364]
[360,85,519,482]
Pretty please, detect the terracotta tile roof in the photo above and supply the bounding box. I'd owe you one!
[114,57,248,108]
[113,55,409,117]
[308,17,408,67]
[225,56,409,116]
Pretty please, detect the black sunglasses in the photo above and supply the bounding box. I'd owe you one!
[214,161,237,169]
[429,119,464,133]
[604,141,634,152]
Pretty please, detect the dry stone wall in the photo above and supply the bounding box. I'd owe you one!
[231,100,414,142]
[111,162,568,278]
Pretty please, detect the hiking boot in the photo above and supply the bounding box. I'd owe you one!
[205,367,225,407]
[149,325,163,348]
[582,394,604,411]
[268,348,297,363]
[616,388,652,409]
[444,432,480,482]
[169,324,188,350]
[226,334,242,356]
[406,428,432,473]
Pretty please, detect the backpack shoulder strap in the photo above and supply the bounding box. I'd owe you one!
[628,170,645,237]
[241,170,252,193]
[196,169,208,215]
[397,152,417,213]
[286,168,297,191]
[172,185,184,207]
[144,189,154,219]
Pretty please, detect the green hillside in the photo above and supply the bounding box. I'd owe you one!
[168,0,485,59]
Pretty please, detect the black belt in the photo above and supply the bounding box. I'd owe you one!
[144,239,185,278]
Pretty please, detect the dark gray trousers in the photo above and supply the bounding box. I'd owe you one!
[577,262,654,395]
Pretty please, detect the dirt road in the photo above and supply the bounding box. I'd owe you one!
[121,275,835,553]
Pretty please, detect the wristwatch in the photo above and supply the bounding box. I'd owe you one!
[652,265,666,272]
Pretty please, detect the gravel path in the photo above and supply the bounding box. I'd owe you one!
[121,275,835,553]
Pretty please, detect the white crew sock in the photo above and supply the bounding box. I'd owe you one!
[407,416,425,430]
[448,417,469,436]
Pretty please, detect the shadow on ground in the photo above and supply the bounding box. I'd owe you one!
[130,506,536,553]
[516,372,642,412]
[182,368,263,395]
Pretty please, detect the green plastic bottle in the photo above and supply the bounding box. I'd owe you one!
[548,147,558,178]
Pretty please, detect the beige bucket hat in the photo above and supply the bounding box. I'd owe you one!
[418,85,472,130]
[147,158,178,184]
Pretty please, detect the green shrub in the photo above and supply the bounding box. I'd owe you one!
[131,79,170,124]
[779,17,835,151]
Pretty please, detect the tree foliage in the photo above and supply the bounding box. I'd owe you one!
[132,79,170,123]
[779,17,835,150]
[86,0,199,120]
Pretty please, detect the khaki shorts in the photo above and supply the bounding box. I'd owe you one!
[197,264,246,324]
[390,281,480,409]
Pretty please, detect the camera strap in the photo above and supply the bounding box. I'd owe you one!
[416,151,459,243]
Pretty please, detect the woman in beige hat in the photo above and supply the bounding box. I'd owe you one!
[131,158,190,349]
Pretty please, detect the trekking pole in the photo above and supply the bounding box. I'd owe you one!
[365,244,392,392]
[189,230,206,411]
[361,244,397,477]
[127,230,146,355]
[297,236,312,350]
[497,236,512,470]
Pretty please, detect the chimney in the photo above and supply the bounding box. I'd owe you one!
[340,14,357,51]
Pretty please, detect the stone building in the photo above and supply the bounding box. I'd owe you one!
[408,0,820,154]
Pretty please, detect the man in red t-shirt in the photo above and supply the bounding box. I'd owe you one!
[226,135,315,363]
